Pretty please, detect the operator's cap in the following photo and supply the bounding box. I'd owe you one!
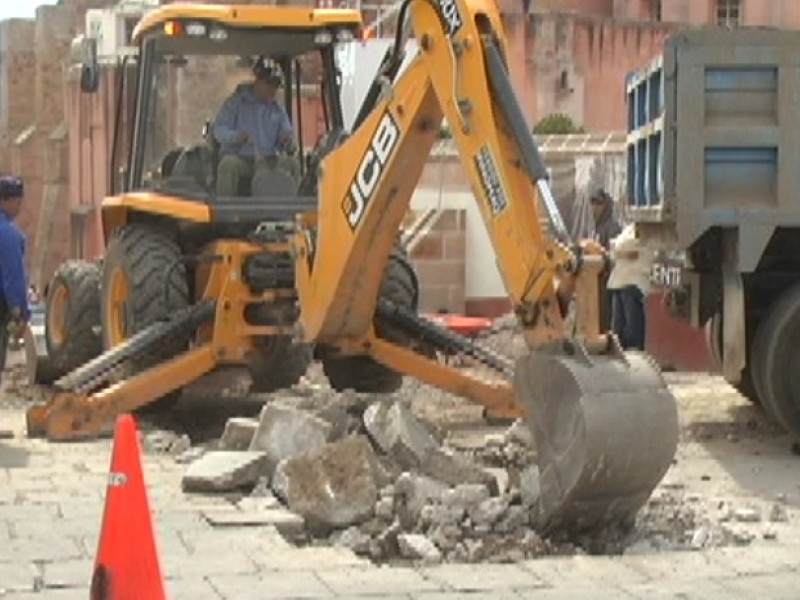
[0,175,23,200]
[252,56,282,83]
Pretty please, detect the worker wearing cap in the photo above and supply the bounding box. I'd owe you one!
[0,175,29,381]
[212,57,298,196]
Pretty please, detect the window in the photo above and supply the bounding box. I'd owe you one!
[716,0,741,27]
[651,0,662,22]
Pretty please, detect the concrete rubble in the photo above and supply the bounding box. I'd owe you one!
[161,378,780,565]
[119,314,791,564]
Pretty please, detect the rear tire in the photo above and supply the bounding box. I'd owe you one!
[705,313,759,404]
[100,223,190,411]
[321,247,419,393]
[248,335,313,393]
[749,283,800,437]
[44,260,102,378]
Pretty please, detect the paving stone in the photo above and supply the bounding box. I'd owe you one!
[165,578,224,600]
[717,573,800,600]
[4,589,82,599]
[419,563,547,592]
[42,559,93,589]
[2,536,86,562]
[315,566,443,596]
[0,561,37,593]
[182,451,268,493]
[250,546,372,571]
[163,551,260,578]
[520,556,650,588]
[201,508,305,537]
[704,544,797,576]
[209,571,334,599]
[413,592,526,600]
[179,527,294,555]
[218,417,258,450]
[621,577,737,600]
[618,551,735,581]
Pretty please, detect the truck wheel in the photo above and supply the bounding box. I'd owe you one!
[44,260,102,378]
[705,313,759,404]
[248,335,313,393]
[100,223,190,411]
[321,247,419,393]
[749,284,800,437]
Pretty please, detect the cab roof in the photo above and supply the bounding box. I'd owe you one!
[133,4,363,42]
[132,4,363,52]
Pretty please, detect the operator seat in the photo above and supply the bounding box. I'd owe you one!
[250,161,297,197]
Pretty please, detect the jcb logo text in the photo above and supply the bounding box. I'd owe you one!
[343,112,400,229]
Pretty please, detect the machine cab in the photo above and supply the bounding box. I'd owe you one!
[81,4,362,229]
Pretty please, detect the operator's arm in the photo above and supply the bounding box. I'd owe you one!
[276,104,296,153]
[212,94,243,146]
[0,226,30,321]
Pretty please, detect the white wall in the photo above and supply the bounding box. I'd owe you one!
[336,38,420,131]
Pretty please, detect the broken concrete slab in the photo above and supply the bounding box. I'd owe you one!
[398,533,442,564]
[363,400,438,468]
[271,435,380,534]
[182,451,269,493]
[394,472,449,519]
[219,417,258,451]
[518,464,541,507]
[418,447,499,494]
[249,405,333,475]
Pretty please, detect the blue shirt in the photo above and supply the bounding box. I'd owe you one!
[212,84,292,158]
[0,210,28,320]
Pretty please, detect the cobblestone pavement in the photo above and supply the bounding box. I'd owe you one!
[2,355,800,598]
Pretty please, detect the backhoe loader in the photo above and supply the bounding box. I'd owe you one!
[26,2,679,535]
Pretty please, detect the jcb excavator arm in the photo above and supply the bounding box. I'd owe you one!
[295,0,679,534]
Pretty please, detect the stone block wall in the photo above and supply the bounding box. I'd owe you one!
[409,209,466,314]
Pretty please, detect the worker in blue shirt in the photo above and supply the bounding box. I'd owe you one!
[0,175,28,381]
[212,56,298,196]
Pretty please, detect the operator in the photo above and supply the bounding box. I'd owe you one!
[211,57,298,196]
[0,175,29,385]
[589,189,622,333]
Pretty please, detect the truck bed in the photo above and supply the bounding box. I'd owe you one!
[627,27,800,274]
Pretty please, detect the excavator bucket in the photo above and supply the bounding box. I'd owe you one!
[513,345,679,535]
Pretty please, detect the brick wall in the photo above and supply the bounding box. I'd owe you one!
[409,210,466,314]
[0,20,36,158]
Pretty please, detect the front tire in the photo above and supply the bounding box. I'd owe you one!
[100,223,190,411]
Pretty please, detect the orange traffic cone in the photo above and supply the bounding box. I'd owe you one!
[90,415,166,600]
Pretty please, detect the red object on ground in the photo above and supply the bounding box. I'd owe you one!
[644,291,716,372]
[90,415,166,600]
[425,313,493,336]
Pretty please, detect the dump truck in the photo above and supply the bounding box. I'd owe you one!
[24,1,680,535]
[628,27,800,440]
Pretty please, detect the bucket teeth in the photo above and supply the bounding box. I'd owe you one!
[513,346,679,535]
